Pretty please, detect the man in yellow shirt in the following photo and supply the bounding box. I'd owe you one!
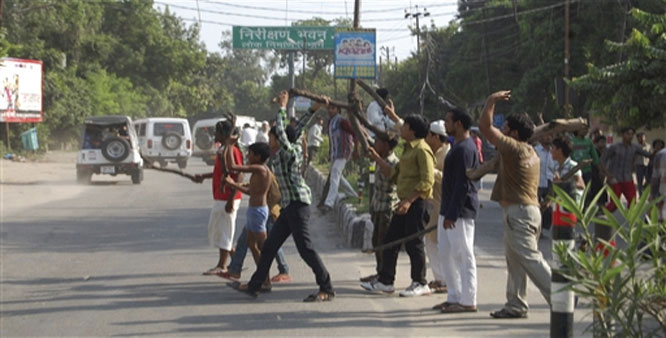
[362,114,436,297]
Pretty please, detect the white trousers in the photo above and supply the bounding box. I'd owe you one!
[207,199,241,251]
[324,158,348,207]
[425,234,445,282]
[438,216,477,306]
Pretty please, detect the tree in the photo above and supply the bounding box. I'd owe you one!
[571,2,666,129]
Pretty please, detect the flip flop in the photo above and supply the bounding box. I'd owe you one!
[441,304,478,313]
[303,291,335,302]
[432,301,455,310]
[227,281,258,298]
[489,308,527,319]
[218,271,241,281]
[270,274,292,283]
[202,267,225,276]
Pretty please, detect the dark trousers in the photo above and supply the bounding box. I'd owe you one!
[248,201,333,293]
[371,211,392,274]
[538,183,552,230]
[378,198,428,286]
[636,165,648,193]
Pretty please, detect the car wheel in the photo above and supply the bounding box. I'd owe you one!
[162,132,182,150]
[101,136,130,162]
[196,133,214,150]
[76,168,92,184]
[159,160,168,168]
[131,168,143,184]
[177,159,187,169]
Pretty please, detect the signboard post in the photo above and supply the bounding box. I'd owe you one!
[0,58,43,123]
[334,28,377,79]
[232,26,335,50]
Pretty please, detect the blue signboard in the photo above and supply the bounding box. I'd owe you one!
[334,28,377,79]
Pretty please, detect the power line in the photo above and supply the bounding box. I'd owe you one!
[155,1,456,23]
[200,0,457,15]
[460,0,579,26]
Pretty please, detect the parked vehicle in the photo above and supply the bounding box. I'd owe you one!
[133,117,192,169]
[192,115,256,165]
[76,115,143,184]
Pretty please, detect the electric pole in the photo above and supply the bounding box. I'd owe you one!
[564,0,571,117]
[404,5,430,55]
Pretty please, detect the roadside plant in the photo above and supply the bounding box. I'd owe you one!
[552,185,665,337]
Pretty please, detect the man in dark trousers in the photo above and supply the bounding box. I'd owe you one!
[235,91,334,302]
[362,114,435,297]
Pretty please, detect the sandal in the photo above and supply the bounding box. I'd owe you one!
[440,303,478,313]
[270,273,292,283]
[489,308,527,319]
[228,281,258,298]
[431,301,455,310]
[303,291,335,302]
[202,267,225,275]
[217,271,240,281]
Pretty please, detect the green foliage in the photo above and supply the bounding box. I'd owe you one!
[552,184,666,337]
[571,3,666,129]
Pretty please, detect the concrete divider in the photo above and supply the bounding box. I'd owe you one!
[305,166,373,250]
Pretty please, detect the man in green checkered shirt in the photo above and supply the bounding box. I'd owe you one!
[239,90,335,302]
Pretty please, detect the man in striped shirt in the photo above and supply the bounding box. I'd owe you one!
[237,91,334,302]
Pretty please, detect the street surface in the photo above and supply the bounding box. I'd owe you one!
[1,152,592,336]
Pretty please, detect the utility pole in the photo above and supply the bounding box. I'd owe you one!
[302,36,307,89]
[378,56,382,87]
[482,8,492,95]
[404,5,430,55]
[287,51,296,117]
[563,0,571,117]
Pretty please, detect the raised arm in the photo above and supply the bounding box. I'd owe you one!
[479,91,511,146]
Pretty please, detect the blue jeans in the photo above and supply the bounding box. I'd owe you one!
[228,216,289,275]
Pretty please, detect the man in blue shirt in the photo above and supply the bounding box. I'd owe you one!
[434,108,480,313]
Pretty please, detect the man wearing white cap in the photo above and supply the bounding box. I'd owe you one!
[424,120,450,294]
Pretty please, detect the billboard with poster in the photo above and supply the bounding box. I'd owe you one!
[334,28,376,79]
[0,58,43,123]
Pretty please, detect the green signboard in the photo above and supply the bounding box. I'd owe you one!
[232,26,335,50]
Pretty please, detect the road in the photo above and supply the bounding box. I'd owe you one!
[1,152,591,336]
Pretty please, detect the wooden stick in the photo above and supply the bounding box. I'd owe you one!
[356,79,388,109]
[142,155,197,181]
[465,117,588,180]
[528,117,587,143]
[287,88,352,110]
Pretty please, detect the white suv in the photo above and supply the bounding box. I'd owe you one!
[134,118,192,169]
[192,115,256,165]
[76,115,144,184]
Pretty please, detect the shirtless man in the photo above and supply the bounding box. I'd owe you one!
[224,142,273,282]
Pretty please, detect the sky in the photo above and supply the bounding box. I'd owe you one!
[152,0,459,61]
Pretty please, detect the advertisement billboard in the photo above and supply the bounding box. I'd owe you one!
[0,58,43,123]
[334,28,377,79]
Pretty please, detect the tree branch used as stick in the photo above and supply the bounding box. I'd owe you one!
[142,155,197,181]
[465,117,588,180]
[287,88,351,110]
[356,79,388,109]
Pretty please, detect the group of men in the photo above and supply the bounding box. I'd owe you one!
[190,85,666,318]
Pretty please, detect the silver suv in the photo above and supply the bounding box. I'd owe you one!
[76,116,144,184]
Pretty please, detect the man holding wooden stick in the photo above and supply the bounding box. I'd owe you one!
[479,91,552,319]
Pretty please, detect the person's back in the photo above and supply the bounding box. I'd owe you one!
[491,134,540,207]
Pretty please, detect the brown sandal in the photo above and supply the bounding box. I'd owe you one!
[303,291,335,302]
[441,303,478,313]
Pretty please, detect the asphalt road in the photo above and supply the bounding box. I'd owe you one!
[1,154,592,336]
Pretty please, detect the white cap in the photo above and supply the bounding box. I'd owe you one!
[430,120,447,137]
